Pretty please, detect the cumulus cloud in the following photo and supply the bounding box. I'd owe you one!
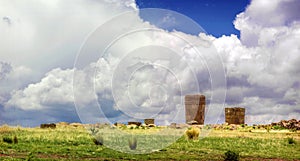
[234,0,300,46]
[1,0,300,126]
[0,0,136,73]
[215,0,300,124]
[6,68,74,110]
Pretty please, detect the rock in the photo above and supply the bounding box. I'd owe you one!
[70,123,84,128]
[127,124,137,129]
[229,124,236,130]
[187,120,198,125]
[169,123,177,128]
[40,123,56,129]
[114,123,125,127]
[147,124,156,127]
[176,123,189,129]
[128,122,142,126]
[56,122,69,126]
[270,119,300,130]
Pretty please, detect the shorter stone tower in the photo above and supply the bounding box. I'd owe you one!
[225,107,245,124]
[144,119,154,125]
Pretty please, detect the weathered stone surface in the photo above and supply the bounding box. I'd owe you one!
[127,124,137,129]
[144,119,154,125]
[169,123,177,128]
[55,122,69,127]
[128,122,142,126]
[40,123,56,129]
[185,94,205,125]
[272,119,300,130]
[187,120,198,125]
[114,122,125,127]
[225,107,245,125]
[69,123,84,128]
[175,123,189,129]
[147,124,156,127]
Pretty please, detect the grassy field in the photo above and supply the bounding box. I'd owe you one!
[0,124,299,161]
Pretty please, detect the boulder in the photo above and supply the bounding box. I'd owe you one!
[128,122,141,126]
[70,123,84,128]
[40,123,56,129]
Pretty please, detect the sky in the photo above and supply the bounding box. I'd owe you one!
[0,0,299,127]
[136,0,250,37]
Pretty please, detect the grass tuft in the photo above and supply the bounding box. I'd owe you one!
[224,150,239,161]
[13,135,18,144]
[128,137,137,150]
[287,137,296,144]
[93,135,103,145]
[185,127,200,140]
[3,136,13,144]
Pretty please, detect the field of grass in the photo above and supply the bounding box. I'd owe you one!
[0,124,299,161]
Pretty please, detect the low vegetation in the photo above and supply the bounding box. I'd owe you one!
[185,127,200,140]
[224,150,239,161]
[287,137,296,144]
[0,124,299,160]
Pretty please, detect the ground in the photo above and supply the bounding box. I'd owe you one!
[0,124,299,160]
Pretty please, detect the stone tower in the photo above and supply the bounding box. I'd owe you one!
[185,94,205,125]
[225,107,245,124]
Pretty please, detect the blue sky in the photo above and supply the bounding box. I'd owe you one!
[136,0,250,37]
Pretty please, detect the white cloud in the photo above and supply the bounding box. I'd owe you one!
[234,0,300,46]
[0,0,136,74]
[6,68,74,110]
[1,0,300,126]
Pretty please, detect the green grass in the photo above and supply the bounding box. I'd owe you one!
[0,125,299,160]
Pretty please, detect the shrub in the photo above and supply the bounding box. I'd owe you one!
[93,135,103,145]
[287,137,296,144]
[89,127,99,135]
[272,125,284,130]
[224,150,239,161]
[13,136,18,144]
[185,127,200,140]
[128,137,137,150]
[0,124,11,133]
[26,152,35,161]
[3,136,13,144]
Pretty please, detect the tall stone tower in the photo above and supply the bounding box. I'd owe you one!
[225,107,245,124]
[185,94,205,125]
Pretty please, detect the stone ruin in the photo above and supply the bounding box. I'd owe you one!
[271,119,300,130]
[128,121,142,126]
[40,123,56,129]
[185,94,205,125]
[225,107,245,125]
[144,119,154,125]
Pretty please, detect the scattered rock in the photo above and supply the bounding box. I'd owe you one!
[176,123,189,129]
[40,123,56,129]
[128,122,141,126]
[187,120,199,125]
[169,123,177,128]
[147,124,156,127]
[127,124,137,129]
[114,123,125,127]
[272,119,300,130]
[69,123,84,128]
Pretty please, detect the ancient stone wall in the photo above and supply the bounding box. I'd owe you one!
[185,94,205,125]
[225,107,245,124]
[144,119,154,125]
